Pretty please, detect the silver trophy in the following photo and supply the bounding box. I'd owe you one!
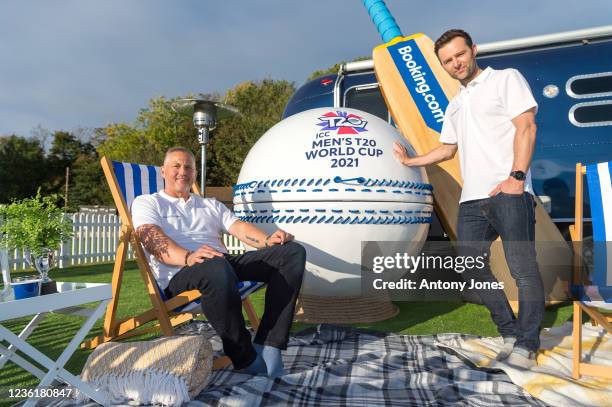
[31,248,54,282]
[30,248,58,294]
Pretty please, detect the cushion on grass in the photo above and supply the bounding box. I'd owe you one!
[77,335,212,406]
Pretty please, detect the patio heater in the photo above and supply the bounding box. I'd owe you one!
[171,97,239,196]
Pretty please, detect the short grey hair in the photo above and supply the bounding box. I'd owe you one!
[163,146,196,165]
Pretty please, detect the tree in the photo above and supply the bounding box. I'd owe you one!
[0,135,47,202]
[48,131,90,165]
[68,152,113,209]
[97,94,218,165]
[30,125,52,153]
[307,56,371,81]
[207,79,296,185]
[43,131,95,198]
[55,129,112,210]
[97,81,295,186]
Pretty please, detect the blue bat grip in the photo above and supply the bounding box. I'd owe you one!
[363,0,403,43]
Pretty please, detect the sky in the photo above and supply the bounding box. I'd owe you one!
[1,0,611,138]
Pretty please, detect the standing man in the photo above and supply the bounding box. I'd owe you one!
[132,147,306,377]
[393,29,543,368]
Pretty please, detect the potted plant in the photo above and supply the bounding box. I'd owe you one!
[0,191,73,284]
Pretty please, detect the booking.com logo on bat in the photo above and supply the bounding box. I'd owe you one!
[316,111,368,135]
[388,40,449,133]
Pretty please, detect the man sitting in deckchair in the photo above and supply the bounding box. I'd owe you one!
[132,146,306,377]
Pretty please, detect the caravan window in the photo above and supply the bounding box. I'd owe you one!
[566,72,612,99]
[569,100,612,127]
[344,84,390,122]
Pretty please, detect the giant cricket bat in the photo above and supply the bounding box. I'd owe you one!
[362,0,571,309]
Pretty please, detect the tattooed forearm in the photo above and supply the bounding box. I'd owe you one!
[246,235,260,245]
[137,225,170,260]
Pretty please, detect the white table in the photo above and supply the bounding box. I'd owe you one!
[0,282,111,406]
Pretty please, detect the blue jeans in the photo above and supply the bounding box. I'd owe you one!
[457,192,544,352]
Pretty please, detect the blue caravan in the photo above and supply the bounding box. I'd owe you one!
[283,26,612,238]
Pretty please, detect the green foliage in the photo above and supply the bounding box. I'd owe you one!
[97,95,209,165]
[0,191,73,256]
[43,131,97,200]
[97,81,295,186]
[68,154,113,209]
[48,131,91,165]
[97,122,152,162]
[307,56,371,81]
[208,79,295,185]
[2,78,297,205]
[0,136,47,203]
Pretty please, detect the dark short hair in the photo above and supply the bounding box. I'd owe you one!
[434,29,473,56]
[164,146,195,165]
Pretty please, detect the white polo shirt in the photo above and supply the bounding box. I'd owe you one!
[132,190,238,289]
[439,67,538,203]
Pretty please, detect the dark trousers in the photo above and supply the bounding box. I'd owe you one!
[457,192,544,352]
[165,241,306,369]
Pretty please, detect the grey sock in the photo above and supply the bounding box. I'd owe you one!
[506,346,537,368]
[254,343,286,378]
[495,337,516,361]
[239,352,267,375]
[512,346,535,359]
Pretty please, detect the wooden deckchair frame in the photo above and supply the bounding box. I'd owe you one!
[81,156,260,369]
[569,162,612,379]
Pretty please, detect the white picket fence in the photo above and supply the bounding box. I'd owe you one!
[0,212,246,272]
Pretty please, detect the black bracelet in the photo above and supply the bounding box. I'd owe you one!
[184,251,193,266]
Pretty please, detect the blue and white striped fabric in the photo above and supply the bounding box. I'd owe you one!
[111,160,265,309]
[112,161,164,210]
[238,280,264,299]
[578,161,612,307]
[588,162,612,248]
[159,280,265,312]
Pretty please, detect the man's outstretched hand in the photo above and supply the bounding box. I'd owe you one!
[393,141,410,166]
[265,229,294,247]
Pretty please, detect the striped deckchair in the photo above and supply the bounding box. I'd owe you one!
[81,157,264,369]
[570,161,612,379]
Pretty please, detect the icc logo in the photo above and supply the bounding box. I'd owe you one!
[317,111,368,135]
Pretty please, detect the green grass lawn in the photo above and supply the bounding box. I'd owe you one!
[0,262,574,406]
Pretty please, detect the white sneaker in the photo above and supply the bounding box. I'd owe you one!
[495,337,516,361]
[505,347,537,369]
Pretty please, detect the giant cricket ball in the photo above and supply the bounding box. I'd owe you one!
[233,108,433,300]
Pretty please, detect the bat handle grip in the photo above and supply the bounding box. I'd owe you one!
[362,0,403,43]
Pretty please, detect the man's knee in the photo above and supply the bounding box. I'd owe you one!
[268,241,305,261]
[285,241,306,261]
[192,257,239,292]
[271,241,306,284]
[283,241,306,271]
[506,260,540,281]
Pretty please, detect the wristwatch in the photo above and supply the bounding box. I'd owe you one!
[510,170,526,181]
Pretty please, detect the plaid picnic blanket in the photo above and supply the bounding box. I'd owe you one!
[181,322,547,407]
[437,322,612,407]
[32,323,547,406]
